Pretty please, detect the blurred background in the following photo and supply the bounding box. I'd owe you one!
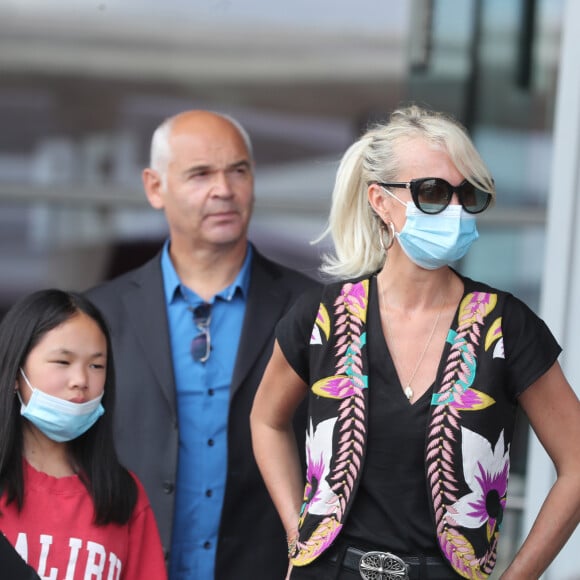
[0,0,577,577]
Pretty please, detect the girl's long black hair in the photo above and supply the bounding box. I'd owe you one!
[0,289,137,525]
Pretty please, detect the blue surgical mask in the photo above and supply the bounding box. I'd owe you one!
[395,203,479,270]
[18,368,105,442]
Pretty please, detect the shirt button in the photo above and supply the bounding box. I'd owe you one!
[207,439,214,447]
[208,388,214,396]
[203,541,211,550]
[205,489,212,497]
[163,481,174,494]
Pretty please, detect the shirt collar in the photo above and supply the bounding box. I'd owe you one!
[161,239,253,305]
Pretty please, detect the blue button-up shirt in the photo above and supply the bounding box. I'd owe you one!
[162,241,252,580]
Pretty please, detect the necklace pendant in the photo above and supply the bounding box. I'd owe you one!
[404,385,414,401]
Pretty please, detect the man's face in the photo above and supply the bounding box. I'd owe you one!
[149,113,255,252]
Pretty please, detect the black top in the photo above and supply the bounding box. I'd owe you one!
[277,273,561,556]
[345,276,438,554]
[0,532,40,580]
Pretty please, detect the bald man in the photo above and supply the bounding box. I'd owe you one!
[87,111,318,580]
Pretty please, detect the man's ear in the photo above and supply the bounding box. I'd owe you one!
[142,168,165,210]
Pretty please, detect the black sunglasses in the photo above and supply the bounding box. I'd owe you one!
[376,178,492,215]
[190,303,212,363]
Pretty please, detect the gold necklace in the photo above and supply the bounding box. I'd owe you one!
[378,275,445,402]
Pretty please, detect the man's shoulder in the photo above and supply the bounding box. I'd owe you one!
[87,253,161,298]
[85,254,164,323]
[251,250,320,292]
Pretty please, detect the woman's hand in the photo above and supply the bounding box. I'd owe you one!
[286,526,299,558]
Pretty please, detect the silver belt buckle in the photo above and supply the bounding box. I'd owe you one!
[359,550,410,580]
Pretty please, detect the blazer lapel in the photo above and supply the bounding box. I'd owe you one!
[230,252,288,398]
[122,257,177,415]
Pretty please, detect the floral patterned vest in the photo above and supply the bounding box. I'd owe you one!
[291,277,522,579]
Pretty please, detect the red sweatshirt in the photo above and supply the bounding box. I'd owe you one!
[0,461,167,580]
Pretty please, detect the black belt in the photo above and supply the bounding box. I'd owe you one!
[337,547,456,580]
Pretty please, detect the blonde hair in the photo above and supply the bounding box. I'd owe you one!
[317,105,496,279]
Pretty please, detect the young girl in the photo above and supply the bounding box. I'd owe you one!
[0,289,167,580]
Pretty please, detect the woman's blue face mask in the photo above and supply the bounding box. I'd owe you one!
[383,186,479,270]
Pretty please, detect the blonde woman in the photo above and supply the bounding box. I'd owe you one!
[251,105,580,580]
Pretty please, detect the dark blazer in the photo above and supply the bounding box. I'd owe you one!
[0,533,41,580]
[87,245,318,580]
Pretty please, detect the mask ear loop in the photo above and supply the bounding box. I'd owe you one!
[379,221,396,252]
[19,368,34,393]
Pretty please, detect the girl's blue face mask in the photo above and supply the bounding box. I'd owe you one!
[18,368,105,442]
[383,187,479,270]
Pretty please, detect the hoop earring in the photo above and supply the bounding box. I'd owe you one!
[379,221,395,252]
